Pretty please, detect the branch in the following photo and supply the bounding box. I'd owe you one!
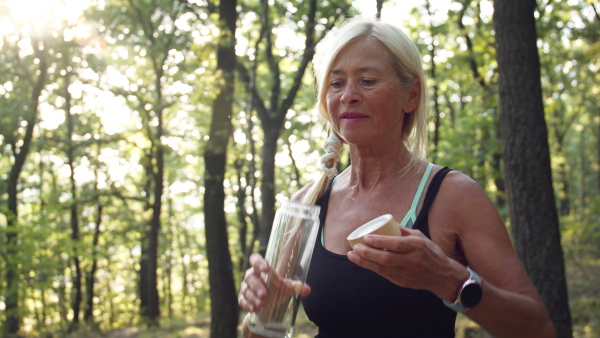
[285,138,301,185]
[278,0,318,117]
[278,0,352,125]
[260,0,281,112]
[237,61,270,128]
[128,0,156,44]
[14,37,48,163]
[591,2,600,24]
[458,0,487,89]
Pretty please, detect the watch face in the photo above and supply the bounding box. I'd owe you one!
[460,282,482,308]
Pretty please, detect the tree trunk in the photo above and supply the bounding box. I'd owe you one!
[203,0,239,336]
[425,0,441,156]
[258,128,279,251]
[254,0,322,251]
[493,1,572,337]
[138,10,169,324]
[139,139,163,326]
[84,155,104,327]
[376,0,385,19]
[3,37,48,337]
[64,68,83,333]
[84,202,102,326]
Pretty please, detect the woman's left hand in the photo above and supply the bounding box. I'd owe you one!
[347,226,467,301]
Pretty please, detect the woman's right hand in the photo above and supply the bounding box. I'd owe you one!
[239,253,312,313]
[239,254,270,312]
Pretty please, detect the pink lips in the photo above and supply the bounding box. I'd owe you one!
[340,112,369,122]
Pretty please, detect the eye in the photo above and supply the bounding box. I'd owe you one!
[330,79,344,89]
[361,78,376,86]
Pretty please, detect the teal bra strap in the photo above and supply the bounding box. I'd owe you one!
[400,162,434,228]
[321,163,434,245]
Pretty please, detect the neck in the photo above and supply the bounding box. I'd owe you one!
[345,143,414,189]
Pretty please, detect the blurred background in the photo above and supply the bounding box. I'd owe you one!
[0,0,598,337]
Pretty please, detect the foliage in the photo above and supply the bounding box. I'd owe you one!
[0,0,597,336]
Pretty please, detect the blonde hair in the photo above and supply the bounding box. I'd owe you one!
[303,16,429,205]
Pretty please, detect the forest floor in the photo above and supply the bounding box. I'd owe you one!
[83,309,489,338]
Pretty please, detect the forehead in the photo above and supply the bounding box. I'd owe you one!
[330,38,394,74]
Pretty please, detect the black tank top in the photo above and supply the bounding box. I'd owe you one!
[302,167,456,337]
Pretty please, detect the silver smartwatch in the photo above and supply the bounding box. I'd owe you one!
[443,267,482,312]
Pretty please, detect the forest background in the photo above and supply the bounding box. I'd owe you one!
[0,0,598,337]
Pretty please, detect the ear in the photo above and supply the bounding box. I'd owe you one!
[402,78,421,113]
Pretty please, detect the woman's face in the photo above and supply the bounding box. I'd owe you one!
[325,38,419,147]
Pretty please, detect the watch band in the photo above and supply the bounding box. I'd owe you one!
[443,267,482,312]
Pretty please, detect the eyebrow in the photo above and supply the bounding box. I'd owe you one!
[330,66,380,75]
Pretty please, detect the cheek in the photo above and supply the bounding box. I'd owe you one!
[326,93,338,112]
[326,95,340,118]
[373,91,403,117]
[370,101,403,128]
[325,94,339,127]
[371,100,395,118]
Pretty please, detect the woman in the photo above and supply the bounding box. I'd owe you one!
[239,17,555,337]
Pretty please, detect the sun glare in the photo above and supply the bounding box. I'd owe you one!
[1,0,91,36]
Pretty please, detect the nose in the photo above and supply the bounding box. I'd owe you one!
[340,83,362,105]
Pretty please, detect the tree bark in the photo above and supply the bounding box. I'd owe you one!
[493,1,572,337]
[252,0,322,251]
[203,0,239,336]
[425,0,441,155]
[376,0,385,19]
[84,202,102,325]
[64,69,83,333]
[3,37,48,337]
[129,0,173,324]
[139,140,163,325]
[84,149,104,327]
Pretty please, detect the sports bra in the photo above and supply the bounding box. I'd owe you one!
[302,165,456,337]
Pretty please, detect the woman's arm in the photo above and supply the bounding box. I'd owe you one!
[348,170,555,338]
[440,172,555,337]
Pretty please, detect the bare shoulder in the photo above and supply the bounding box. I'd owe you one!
[431,169,500,227]
[291,180,317,202]
[430,169,535,291]
[436,169,489,201]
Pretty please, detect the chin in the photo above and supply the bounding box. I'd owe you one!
[339,134,372,146]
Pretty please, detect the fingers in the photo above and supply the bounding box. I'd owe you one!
[239,254,312,313]
[350,231,430,268]
[239,254,269,312]
[348,231,452,292]
[362,230,426,254]
[348,243,414,288]
[239,281,260,312]
[250,253,269,273]
[347,249,381,271]
[285,279,312,297]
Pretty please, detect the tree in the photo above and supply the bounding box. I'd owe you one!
[493,1,572,336]
[202,0,239,336]
[0,35,49,336]
[407,1,506,212]
[237,0,353,252]
[62,49,84,333]
[94,0,194,325]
